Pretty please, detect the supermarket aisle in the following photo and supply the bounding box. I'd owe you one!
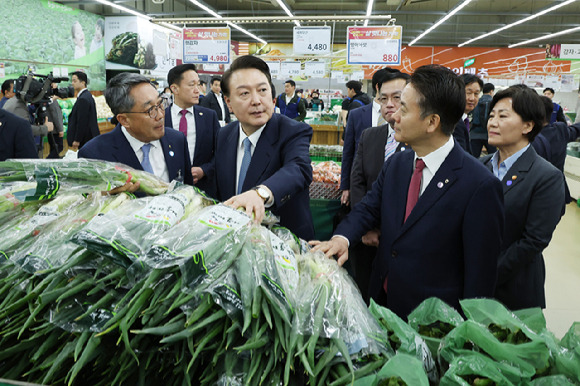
[544,202,580,338]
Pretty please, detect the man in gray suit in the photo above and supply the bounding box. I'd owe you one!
[348,68,410,303]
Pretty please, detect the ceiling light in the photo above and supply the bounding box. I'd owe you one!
[509,25,580,48]
[459,0,577,47]
[363,0,375,27]
[158,22,182,33]
[275,0,300,27]
[228,22,268,45]
[94,0,150,19]
[409,0,474,46]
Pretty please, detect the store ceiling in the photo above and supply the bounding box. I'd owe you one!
[58,0,580,48]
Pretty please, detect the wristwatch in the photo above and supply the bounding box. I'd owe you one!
[254,186,270,203]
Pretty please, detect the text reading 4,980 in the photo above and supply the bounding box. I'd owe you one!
[210,55,228,62]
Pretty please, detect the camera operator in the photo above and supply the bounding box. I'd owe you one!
[3,92,54,137]
[46,83,65,158]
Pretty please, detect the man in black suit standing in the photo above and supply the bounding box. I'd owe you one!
[200,76,230,126]
[453,74,483,155]
[67,71,99,151]
[348,68,410,303]
[0,109,38,161]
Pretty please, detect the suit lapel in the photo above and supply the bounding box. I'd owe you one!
[164,106,173,129]
[241,116,277,192]
[221,124,239,199]
[110,126,142,170]
[192,106,206,163]
[501,146,535,195]
[160,135,183,182]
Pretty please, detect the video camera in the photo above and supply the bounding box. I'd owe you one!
[13,72,74,105]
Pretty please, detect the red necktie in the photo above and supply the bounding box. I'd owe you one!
[179,109,188,136]
[404,158,426,222]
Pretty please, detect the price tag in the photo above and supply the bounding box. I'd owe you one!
[280,61,301,77]
[560,44,580,60]
[293,27,331,55]
[351,70,364,80]
[266,61,281,78]
[332,71,343,80]
[305,62,326,77]
[183,27,230,64]
[347,26,402,65]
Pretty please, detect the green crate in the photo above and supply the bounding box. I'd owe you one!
[310,199,341,241]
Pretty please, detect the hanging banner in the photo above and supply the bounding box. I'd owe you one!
[183,27,230,64]
[293,26,331,55]
[280,61,301,77]
[561,74,578,92]
[304,62,326,77]
[266,61,280,78]
[544,75,560,90]
[347,26,402,65]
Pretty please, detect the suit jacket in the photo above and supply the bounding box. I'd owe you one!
[214,113,314,240]
[3,97,49,137]
[78,124,193,185]
[164,104,220,197]
[0,109,38,161]
[67,90,99,148]
[453,118,472,155]
[350,124,410,207]
[199,91,230,123]
[482,146,565,310]
[336,142,504,318]
[340,103,374,190]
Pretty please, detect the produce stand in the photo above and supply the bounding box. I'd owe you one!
[309,152,343,240]
[565,143,580,205]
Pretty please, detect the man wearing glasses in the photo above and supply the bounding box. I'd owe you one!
[79,73,193,187]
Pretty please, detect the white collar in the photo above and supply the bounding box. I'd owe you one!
[238,122,266,150]
[121,126,162,153]
[415,136,455,173]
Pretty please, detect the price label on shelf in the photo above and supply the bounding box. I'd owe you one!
[560,44,580,60]
[305,62,326,77]
[266,61,281,78]
[293,26,332,54]
[347,26,402,65]
[183,27,230,64]
[280,61,301,77]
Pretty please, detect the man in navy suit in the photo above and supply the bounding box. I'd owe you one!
[67,71,100,151]
[79,73,193,187]
[214,55,314,240]
[452,74,483,156]
[312,65,504,318]
[200,76,231,125]
[0,109,38,161]
[165,64,219,197]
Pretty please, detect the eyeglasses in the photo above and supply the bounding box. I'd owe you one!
[121,99,165,119]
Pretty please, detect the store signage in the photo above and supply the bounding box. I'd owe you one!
[293,26,331,55]
[464,58,475,67]
[305,62,326,77]
[332,70,344,80]
[266,61,281,78]
[560,44,580,60]
[182,27,230,64]
[347,26,402,65]
[280,61,301,77]
[351,70,365,80]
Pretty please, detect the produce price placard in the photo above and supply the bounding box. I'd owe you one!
[280,61,301,77]
[305,62,326,77]
[293,26,331,55]
[183,27,230,64]
[347,26,402,65]
[560,44,580,60]
[266,61,281,78]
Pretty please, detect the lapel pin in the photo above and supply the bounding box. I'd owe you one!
[169,151,174,157]
[401,147,406,151]
[437,182,444,188]
[512,175,517,180]
[444,179,449,184]
[199,112,203,116]
[506,180,513,186]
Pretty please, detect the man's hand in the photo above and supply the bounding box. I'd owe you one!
[45,118,54,133]
[362,229,381,247]
[341,190,350,206]
[191,167,205,184]
[225,190,265,224]
[58,131,64,138]
[70,141,80,151]
[104,180,140,195]
[309,236,349,266]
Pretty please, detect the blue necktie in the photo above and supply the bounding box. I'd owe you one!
[237,137,252,194]
[141,143,154,174]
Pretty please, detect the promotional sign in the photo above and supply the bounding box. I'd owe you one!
[293,26,331,55]
[347,26,402,65]
[351,70,365,80]
[266,61,281,78]
[280,61,301,77]
[544,75,561,90]
[561,74,578,92]
[560,44,580,60]
[304,62,326,77]
[183,27,231,64]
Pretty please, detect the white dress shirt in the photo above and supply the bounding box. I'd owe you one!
[121,126,169,182]
[170,103,197,163]
[285,93,295,105]
[215,92,226,122]
[372,100,382,127]
[235,123,266,194]
[414,136,455,195]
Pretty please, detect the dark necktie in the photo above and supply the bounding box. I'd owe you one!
[464,117,470,132]
[141,143,154,174]
[179,109,188,136]
[404,158,426,222]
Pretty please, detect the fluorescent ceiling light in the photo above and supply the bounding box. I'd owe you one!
[509,25,580,48]
[94,0,150,19]
[459,0,577,47]
[363,0,375,27]
[187,0,268,44]
[158,22,182,33]
[409,0,474,46]
[275,0,300,27]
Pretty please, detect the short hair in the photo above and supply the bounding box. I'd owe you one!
[95,19,104,35]
[71,71,88,86]
[346,80,362,93]
[221,55,273,98]
[200,80,207,86]
[543,87,555,95]
[1,79,15,95]
[409,64,465,135]
[210,76,221,85]
[482,83,495,94]
[377,68,410,92]
[540,96,554,124]
[489,85,545,142]
[167,64,197,87]
[104,72,152,116]
[285,79,296,88]
[459,73,484,90]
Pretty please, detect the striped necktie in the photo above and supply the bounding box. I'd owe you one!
[384,130,398,161]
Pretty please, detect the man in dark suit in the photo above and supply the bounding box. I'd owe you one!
[67,71,99,151]
[79,73,193,186]
[165,64,220,197]
[0,109,38,161]
[214,55,314,240]
[348,69,410,303]
[200,76,230,125]
[312,65,504,318]
[452,74,483,156]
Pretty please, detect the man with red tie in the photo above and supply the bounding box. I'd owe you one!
[165,64,220,197]
[311,65,504,318]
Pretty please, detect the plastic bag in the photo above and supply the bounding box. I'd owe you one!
[354,353,429,386]
[439,352,522,385]
[530,375,576,385]
[547,322,580,383]
[513,307,547,334]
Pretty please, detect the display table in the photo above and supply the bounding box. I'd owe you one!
[310,124,343,145]
[98,119,115,135]
[564,154,580,201]
[310,199,341,241]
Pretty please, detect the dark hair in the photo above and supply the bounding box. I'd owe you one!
[71,71,88,86]
[211,76,221,85]
[200,80,206,86]
[221,55,273,97]
[489,85,545,142]
[543,87,555,95]
[346,80,362,93]
[104,72,152,116]
[459,73,484,90]
[482,83,495,94]
[167,64,197,87]
[540,96,554,125]
[376,68,410,93]
[285,79,296,88]
[409,64,465,135]
[1,79,15,95]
